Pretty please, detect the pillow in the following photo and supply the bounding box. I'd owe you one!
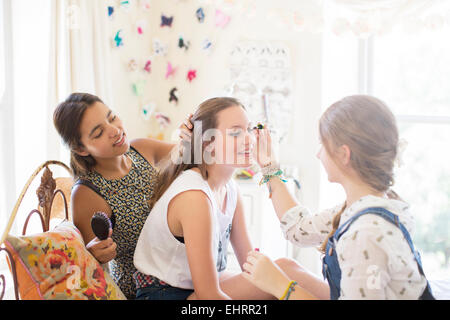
[4,220,126,300]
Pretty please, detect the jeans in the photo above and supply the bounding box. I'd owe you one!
[136,285,194,300]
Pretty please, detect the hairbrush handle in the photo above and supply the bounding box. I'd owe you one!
[91,212,112,241]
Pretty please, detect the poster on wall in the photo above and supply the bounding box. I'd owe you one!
[227,41,294,143]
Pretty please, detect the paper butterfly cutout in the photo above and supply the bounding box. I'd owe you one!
[178,36,190,51]
[153,38,168,56]
[169,87,179,104]
[143,60,152,73]
[113,30,124,47]
[161,15,174,27]
[166,62,178,79]
[187,69,197,82]
[140,0,151,10]
[120,0,131,11]
[202,38,213,55]
[215,9,230,28]
[141,103,156,121]
[132,80,146,97]
[196,7,205,23]
[108,6,114,18]
[128,59,138,72]
[136,20,147,35]
[155,112,171,129]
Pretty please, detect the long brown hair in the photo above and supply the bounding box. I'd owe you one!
[319,95,400,253]
[148,97,244,209]
[53,93,103,178]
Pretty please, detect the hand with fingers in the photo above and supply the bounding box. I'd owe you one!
[174,113,194,158]
[252,127,278,169]
[179,113,194,142]
[86,229,117,264]
[242,250,291,299]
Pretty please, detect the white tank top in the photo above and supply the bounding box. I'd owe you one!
[133,169,237,290]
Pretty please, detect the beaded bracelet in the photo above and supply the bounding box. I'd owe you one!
[258,169,288,186]
[280,280,297,300]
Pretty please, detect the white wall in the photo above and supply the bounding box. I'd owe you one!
[106,0,325,274]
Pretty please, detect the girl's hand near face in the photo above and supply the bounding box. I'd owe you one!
[179,113,194,142]
[242,250,291,299]
[86,229,117,264]
[253,128,277,168]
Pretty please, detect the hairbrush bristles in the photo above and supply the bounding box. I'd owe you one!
[91,211,112,240]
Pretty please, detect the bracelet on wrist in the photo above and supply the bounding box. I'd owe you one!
[260,162,279,176]
[279,280,297,300]
[259,169,288,186]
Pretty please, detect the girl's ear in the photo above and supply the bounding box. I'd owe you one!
[204,141,215,153]
[73,147,90,157]
[339,144,351,166]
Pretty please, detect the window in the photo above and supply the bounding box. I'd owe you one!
[320,30,358,209]
[370,27,450,279]
[321,16,450,280]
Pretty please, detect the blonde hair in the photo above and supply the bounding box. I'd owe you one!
[148,97,244,209]
[319,95,400,253]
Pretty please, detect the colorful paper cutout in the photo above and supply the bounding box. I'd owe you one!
[140,0,151,10]
[169,87,179,104]
[132,80,146,97]
[187,69,197,82]
[178,36,190,51]
[215,9,231,28]
[196,7,205,23]
[166,62,178,79]
[153,38,168,56]
[143,59,152,73]
[202,38,213,54]
[155,112,171,130]
[161,15,174,27]
[120,0,131,11]
[113,30,124,47]
[128,59,138,72]
[141,102,156,120]
[136,20,147,35]
[108,6,114,18]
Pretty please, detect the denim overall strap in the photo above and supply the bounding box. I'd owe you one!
[322,207,435,300]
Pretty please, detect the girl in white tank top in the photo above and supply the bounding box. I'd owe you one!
[133,98,260,300]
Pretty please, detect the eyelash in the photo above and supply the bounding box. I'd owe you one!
[94,115,117,139]
[229,128,252,137]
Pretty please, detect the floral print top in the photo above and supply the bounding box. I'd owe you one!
[280,195,428,299]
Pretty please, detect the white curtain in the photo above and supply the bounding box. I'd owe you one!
[48,0,114,163]
[0,0,16,240]
[0,0,113,299]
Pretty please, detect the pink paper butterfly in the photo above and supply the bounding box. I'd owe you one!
[144,60,152,73]
[166,62,177,79]
[215,9,231,28]
[187,69,197,82]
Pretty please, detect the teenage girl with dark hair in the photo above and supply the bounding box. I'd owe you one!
[53,92,184,299]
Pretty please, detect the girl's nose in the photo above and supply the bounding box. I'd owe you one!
[316,145,322,159]
[245,130,256,147]
[108,123,121,138]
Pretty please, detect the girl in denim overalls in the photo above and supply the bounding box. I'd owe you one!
[241,95,434,300]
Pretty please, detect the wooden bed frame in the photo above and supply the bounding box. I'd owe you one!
[0,161,73,300]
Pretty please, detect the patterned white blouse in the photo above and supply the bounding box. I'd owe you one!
[280,195,428,299]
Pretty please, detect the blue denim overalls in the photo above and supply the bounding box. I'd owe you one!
[322,207,435,300]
